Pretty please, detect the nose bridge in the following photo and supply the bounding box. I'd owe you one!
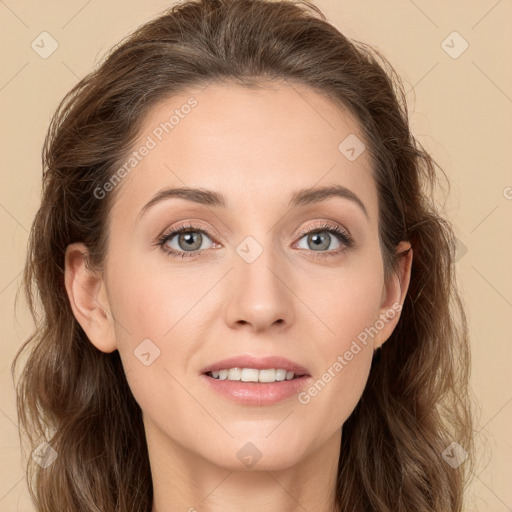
[224,231,294,331]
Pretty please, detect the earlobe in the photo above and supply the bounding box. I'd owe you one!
[64,242,117,353]
[374,241,413,349]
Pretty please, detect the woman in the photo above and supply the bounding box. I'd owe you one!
[11,0,475,510]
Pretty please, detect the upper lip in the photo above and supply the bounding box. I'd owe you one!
[201,355,310,376]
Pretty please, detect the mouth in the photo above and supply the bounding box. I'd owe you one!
[199,356,311,405]
[203,368,307,382]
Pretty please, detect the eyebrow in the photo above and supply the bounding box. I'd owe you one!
[137,184,369,221]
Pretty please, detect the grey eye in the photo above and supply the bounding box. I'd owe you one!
[296,231,341,252]
[165,230,213,252]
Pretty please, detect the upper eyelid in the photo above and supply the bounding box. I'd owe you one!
[160,223,216,242]
[160,221,350,244]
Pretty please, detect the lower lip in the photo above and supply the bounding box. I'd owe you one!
[200,374,311,405]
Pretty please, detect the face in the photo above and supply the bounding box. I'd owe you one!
[66,81,411,472]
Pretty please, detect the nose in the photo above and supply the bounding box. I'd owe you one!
[223,243,294,333]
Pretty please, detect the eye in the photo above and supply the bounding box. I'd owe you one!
[156,222,217,259]
[294,223,353,258]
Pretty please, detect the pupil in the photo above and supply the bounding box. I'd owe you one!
[180,232,201,250]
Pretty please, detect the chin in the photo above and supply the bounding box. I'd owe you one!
[199,437,309,472]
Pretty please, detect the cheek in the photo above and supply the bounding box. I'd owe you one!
[106,252,214,381]
[108,250,200,338]
[295,297,379,434]
[106,262,200,427]
[297,257,383,416]
[306,257,385,351]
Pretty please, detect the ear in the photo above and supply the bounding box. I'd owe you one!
[373,240,413,350]
[64,242,117,353]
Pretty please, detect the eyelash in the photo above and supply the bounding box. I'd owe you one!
[156,222,354,260]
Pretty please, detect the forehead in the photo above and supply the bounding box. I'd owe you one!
[109,81,377,224]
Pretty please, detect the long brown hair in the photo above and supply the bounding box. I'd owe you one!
[12,0,475,510]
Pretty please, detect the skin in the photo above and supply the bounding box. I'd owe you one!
[64,81,412,512]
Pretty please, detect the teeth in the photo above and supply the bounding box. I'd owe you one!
[228,368,241,380]
[207,368,299,382]
[275,369,287,381]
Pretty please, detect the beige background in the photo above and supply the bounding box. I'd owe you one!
[1,1,511,510]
